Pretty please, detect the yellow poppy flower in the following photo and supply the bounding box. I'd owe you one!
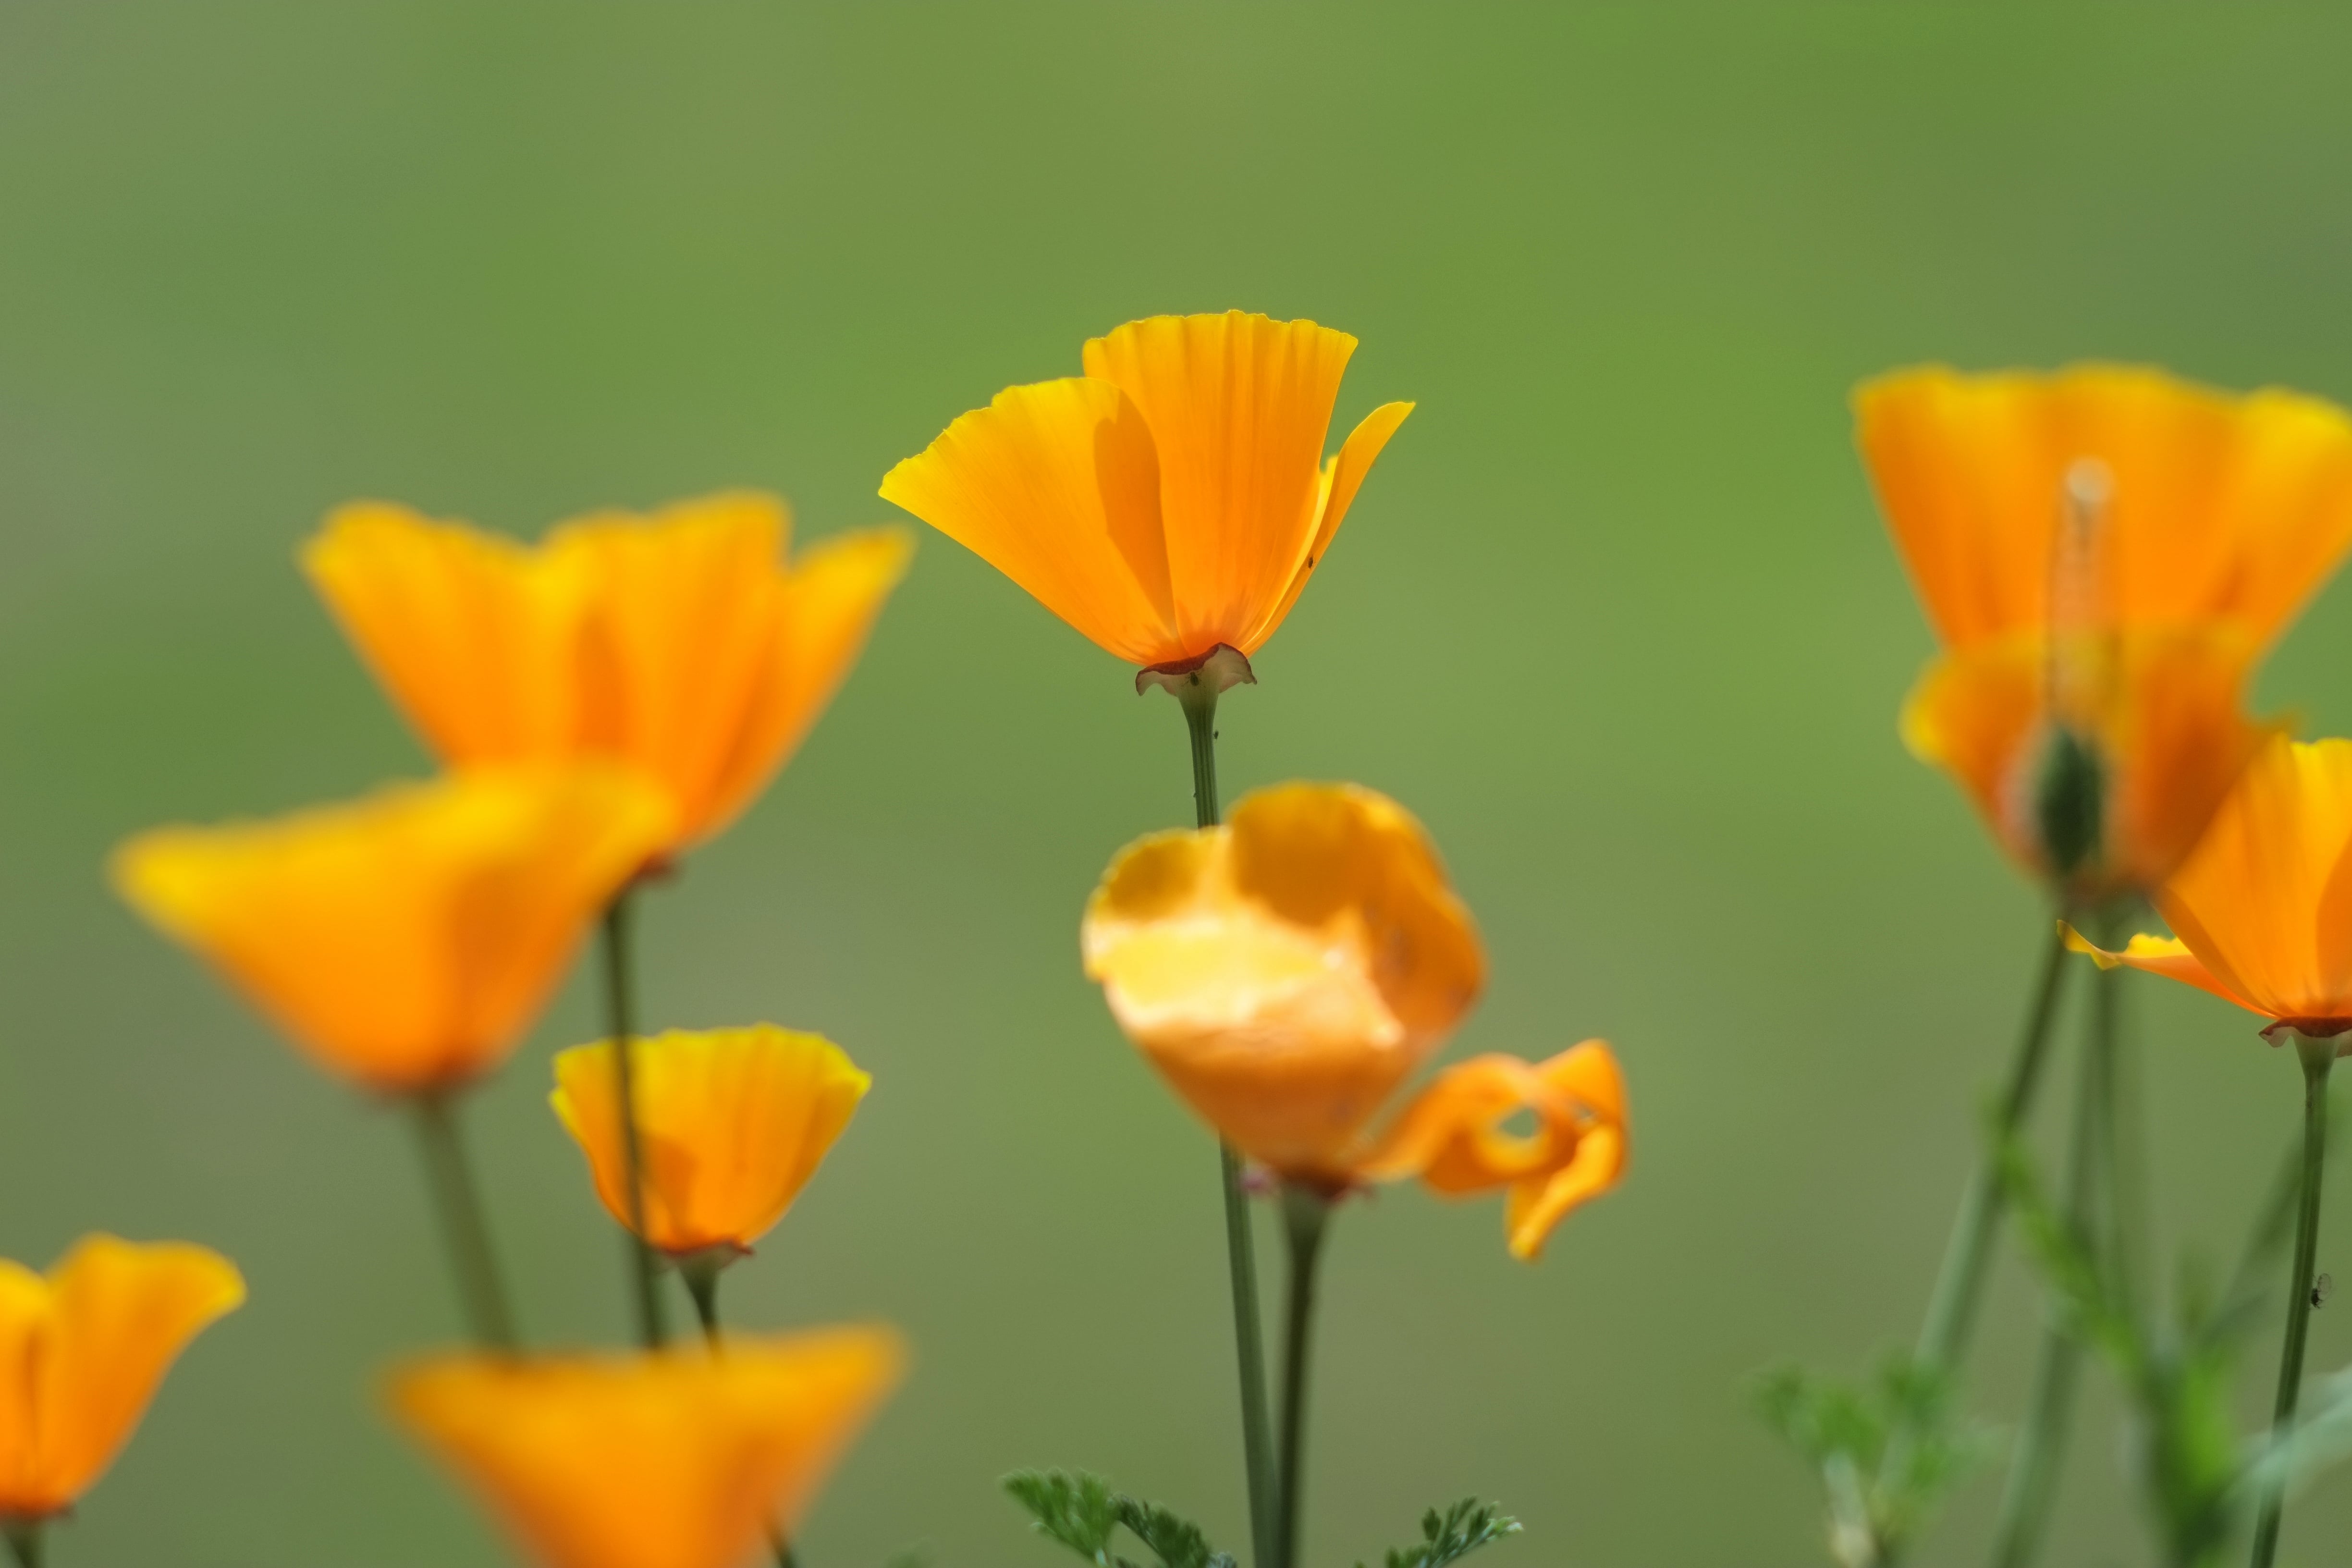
[1083,782,1484,1183]
[113,766,672,1093]
[0,1236,243,1519]
[1859,365,2352,901]
[390,1326,904,1568]
[1359,1042,1629,1260]
[880,311,1412,677]
[2069,735,2352,1039]
[304,492,912,858]
[550,1027,870,1258]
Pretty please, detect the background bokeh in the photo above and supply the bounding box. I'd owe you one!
[4,6,2352,1565]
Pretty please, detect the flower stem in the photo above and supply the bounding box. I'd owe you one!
[1275,1184,1331,1568]
[408,1090,519,1351]
[5,1523,43,1568]
[1915,921,2071,1372]
[2248,1031,2337,1568]
[1989,939,2117,1568]
[679,1260,799,1568]
[600,888,668,1350]
[1176,677,1278,1568]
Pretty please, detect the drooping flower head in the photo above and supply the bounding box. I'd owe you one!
[114,766,672,1093]
[1859,365,2352,904]
[304,492,912,859]
[0,1236,243,1520]
[2070,735,2352,1044]
[551,1027,870,1260]
[391,1326,904,1568]
[880,312,1412,684]
[1082,781,1626,1255]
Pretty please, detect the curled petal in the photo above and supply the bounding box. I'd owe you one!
[1360,1041,1629,1260]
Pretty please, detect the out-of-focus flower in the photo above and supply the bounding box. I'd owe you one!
[1083,781,1624,1255]
[114,767,672,1093]
[1359,1042,1629,1260]
[550,1027,870,1260]
[2068,735,2352,1042]
[0,1236,243,1519]
[1858,365,2352,903]
[880,311,1411,685]
[391,1326,904,1568]
[305,492,912,858]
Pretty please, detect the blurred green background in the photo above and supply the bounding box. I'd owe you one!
[5,5,2352,1565]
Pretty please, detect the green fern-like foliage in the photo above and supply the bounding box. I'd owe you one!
[1002,1470,1235,1568]
[1360,1498,1523,1568]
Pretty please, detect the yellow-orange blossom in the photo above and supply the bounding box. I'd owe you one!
[2071,735,2352,1040]
[1082,781,1627,1258]
[882,311,1411,674]
[551,1027,870,1258]
[1860,365,2352,901]
[393,1326,903,1568]
[0,1236,243,1521]
[306,491,912,858]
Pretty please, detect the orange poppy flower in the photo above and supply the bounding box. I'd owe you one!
[113,766,673,1093]
[1358,1042,1629,1260]
[1859,365,2352,901]
[0,1236,244,1519]
[550,1026,870,1259]
[879,311,1412,679]
[304,492,912,858]
[391,1326,904,1568]
[2068,735,2352,1041]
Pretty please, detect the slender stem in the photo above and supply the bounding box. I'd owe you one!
[1275,1185,1331,1568]
[2249,1032,2337,1568]
[682,1262,800,1568]
[600,889,668,1349]
[409,1091,519,1351]
[1176,678,1278,1568]
[5,1523,43,1568]
[1989,946,2115,1568]
[1917,921,2072,1372]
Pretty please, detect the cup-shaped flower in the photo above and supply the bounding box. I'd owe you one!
[880,311,1412,678]
[1359,1042,1629,1260]
[0,1235,244,1520]
[2069,735,2352,1041]
[391,1326,904,1568]
[1083,782,1484,1182]
[550,1027,870,1260]
[113,765,673,1094]
[304,492,913,858]
[1859,365,2352,902]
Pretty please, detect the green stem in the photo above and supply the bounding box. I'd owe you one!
[409,1091,519,1351]
[681,1262,800,1568]
[1275,1185,1331,1568]
[5,1523,43,1568]
[601,889,668,1350]
[2249,1032,2337,1568]
[1176,678,1278,1568]
[1989,944,2115,1568]
[1916,921,2072,1372]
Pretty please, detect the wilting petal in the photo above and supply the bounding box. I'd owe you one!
[1245,401,1416,653]
[392,1327,904,1568]
[0,1237,243,1518]
[1859,365,2352,650]
[1083,313,1357,657]
[114,767,674,1092]
[1899,623,2273,900]
[304,504,591,761]
[879,378,1178,664]
[1083,783,1484,1179]
[1360,1043,1628,1260]
[551,1028,871,1256]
